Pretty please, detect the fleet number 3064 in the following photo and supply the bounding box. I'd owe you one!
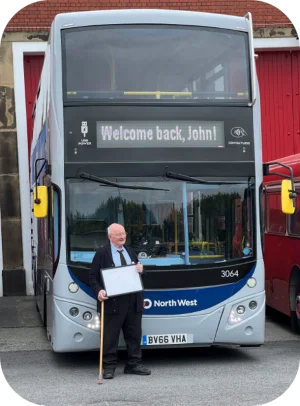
[221,270,239,278]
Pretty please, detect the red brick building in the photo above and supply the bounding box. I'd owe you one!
[0,0,299,296]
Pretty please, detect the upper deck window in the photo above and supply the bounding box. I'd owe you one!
[62,25,250,103]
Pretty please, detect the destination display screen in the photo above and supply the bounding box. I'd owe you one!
[96,121,225,149]
[63,105,254,167]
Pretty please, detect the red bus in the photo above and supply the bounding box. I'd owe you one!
[264,153,300,333]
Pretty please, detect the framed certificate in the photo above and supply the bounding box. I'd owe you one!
[100,264,144,297]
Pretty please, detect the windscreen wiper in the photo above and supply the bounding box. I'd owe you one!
[164,170,249,185]
[78,172,169,191]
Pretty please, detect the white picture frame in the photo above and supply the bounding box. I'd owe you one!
[100,264,144,297]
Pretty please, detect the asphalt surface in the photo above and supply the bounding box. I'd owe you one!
[0,296,300,406]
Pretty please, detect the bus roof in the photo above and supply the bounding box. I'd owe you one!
[264,153,300,183]
[53,9,250,33]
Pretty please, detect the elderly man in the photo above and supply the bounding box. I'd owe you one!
[89,223,151,379]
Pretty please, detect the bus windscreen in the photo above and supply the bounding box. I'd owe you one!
[62,25,250,103]
[66,178,254,266]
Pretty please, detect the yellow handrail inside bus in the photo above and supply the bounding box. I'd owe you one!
[189,255,224,259]
[124,91,192,99]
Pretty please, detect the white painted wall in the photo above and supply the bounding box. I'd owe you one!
[12,41,47,296]
[254,37,300,51]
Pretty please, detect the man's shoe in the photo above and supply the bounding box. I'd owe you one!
[124,364,151,375]
[103,370,115,379]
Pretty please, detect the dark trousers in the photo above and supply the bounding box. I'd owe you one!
[103,293,142,370]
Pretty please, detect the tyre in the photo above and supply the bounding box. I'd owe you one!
[43,292,47,328]
[290,280,300,333]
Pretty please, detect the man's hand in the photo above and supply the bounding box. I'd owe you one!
[98,289,108,301]
[136,262,143,274]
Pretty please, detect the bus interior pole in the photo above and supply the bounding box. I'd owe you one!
[98,300,104,384]
[182,183,190,265]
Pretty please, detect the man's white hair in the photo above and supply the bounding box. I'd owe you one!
[107,223,124,236]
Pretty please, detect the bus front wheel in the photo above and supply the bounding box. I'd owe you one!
[291,284,300,333]
[294,294,300,329]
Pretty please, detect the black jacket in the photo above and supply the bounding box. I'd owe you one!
[89,243,144,314]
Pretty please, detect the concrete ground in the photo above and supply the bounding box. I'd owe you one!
[0,296,300,406]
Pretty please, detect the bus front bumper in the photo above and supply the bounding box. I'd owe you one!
[51,291,265,352]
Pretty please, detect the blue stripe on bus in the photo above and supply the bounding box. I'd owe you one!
[68,265,255,314]
[68,269,97,299]
[143,265,255,315]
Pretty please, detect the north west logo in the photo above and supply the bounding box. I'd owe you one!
[143,298,197,309]
[143,299,152,309]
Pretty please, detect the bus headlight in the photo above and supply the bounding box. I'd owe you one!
[69,307,79,317]
[247,277,257,288]
[83,311,92,321]
[237,305,246,314]
[87,315,100,330]
[228,305,245,324]
[249,300,257,310]
[227,294,264,325]
[228,312,242,325]
[68,282,79,293]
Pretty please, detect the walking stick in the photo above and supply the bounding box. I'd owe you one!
[98,300,104,384]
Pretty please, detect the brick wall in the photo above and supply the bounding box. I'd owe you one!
[5,0,291,32]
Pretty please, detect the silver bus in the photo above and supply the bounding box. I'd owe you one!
[31,9,267,351]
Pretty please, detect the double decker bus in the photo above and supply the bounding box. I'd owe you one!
[31,9,280,351]
[264,154,300,333]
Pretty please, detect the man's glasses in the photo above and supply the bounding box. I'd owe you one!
[111,232,127,237]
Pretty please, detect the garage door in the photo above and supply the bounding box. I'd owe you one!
[24,55,44,161]
[256,51,300,161]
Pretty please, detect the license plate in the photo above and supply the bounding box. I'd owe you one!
[142,334,189,346]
